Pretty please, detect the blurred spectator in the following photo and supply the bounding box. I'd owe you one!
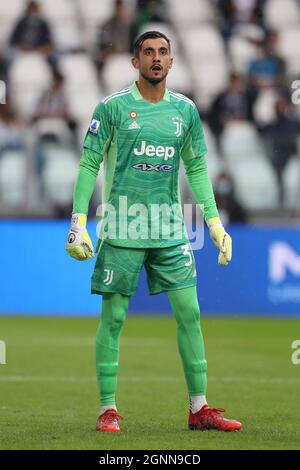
[0,98,24,157]
[130,0,166,46]
[214,172,248,223]
[31,70,77,188]
[32,70,76,137]
[0,55,8,84]
[218,0,265,39]
[94,0,133,73]
[232,11,266,44]
[232,0,265,23]
[259,96,300,204]
[6,1,56,70]
[248,31,285,92]
[209,73,254,140]
[136,0,164,8]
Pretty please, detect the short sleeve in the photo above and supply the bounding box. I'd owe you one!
[83,101,113,155]
[181,106,208,162]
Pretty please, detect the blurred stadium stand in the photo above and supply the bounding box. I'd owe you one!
[0,0,299,222]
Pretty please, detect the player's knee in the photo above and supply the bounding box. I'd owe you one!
[110,309,126,332]
[103,293,129,332]
[176,313,201,334]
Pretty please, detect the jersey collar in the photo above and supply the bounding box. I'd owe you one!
[130,82,170,103]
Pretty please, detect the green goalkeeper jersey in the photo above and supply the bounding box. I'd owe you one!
[78,82,213,248]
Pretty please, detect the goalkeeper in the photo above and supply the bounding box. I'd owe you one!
[66,31,242,433]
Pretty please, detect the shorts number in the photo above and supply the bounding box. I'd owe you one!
[181,244,193,267]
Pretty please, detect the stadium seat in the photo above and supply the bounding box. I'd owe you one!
[60,53,102,121]
[0,0,24,48]
[78,0,136,48]
[78,0,136,25]
[39,0,75,22]
[9,53,52,88]
[60,53,99,89]
[253,89,278,126]
[180,26,227,108]
[38,0,83,52]
[221,124,278,209]
[179,123,223,206]
[69,87,103,124]
[264,0,300,30]
[283,156,300,209]
[0,0,24,19]
[229,34,258,75]
[42,146,79,206]
[0,150,27,206]
[180,26,225,62]
[276,29,300,77]
[202,122,224,184]
[229,157,279,210]
[76,0,115,49]
[51,22,83,52]
[193,60,228,110]
[233,23,266,42]
[9,53,52,118]
[167,55,193,96]
[221,122,265,164]
[138,22,180,55]
[59,54,102,121]
[102,54,137,94]
[165,0,214,25]
[33,118,73,144]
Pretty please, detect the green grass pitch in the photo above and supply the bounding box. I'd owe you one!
[0,315,300,450]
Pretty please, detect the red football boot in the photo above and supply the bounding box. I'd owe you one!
[188,405,242,432]
[96,409,124,432]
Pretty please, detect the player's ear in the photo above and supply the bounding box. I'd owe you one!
[168,57,173,70]
[131,57,139,70]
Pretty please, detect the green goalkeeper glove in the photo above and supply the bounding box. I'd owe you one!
[66,213,94,261]
[207,217,232,266]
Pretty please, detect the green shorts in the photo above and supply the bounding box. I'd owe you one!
[91,240,197,296]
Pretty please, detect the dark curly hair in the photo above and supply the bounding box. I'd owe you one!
[133,31,171,58]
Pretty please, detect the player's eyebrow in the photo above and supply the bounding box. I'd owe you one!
[143,47,169,53]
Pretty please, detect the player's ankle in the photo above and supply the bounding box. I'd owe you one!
[99,404,117,415]
[189,395,207,414]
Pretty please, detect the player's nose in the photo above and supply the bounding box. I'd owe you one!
[153,51,161,61]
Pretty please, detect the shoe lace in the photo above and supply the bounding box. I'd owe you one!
[205,407,225,415]
[102,410,124,423]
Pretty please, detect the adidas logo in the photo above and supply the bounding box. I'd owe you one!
[128,121,140,130]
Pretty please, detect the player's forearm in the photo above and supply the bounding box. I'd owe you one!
[183,157,219,222]
[72,148,103,214]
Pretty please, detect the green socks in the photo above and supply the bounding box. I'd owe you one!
[95,292,130,406]
[167,286,207,396]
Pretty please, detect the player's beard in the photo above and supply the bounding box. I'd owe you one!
[141,69,169,85]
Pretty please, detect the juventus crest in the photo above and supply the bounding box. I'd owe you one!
[172,117,183,137]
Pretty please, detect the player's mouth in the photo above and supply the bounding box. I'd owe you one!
[151,64,163,72]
